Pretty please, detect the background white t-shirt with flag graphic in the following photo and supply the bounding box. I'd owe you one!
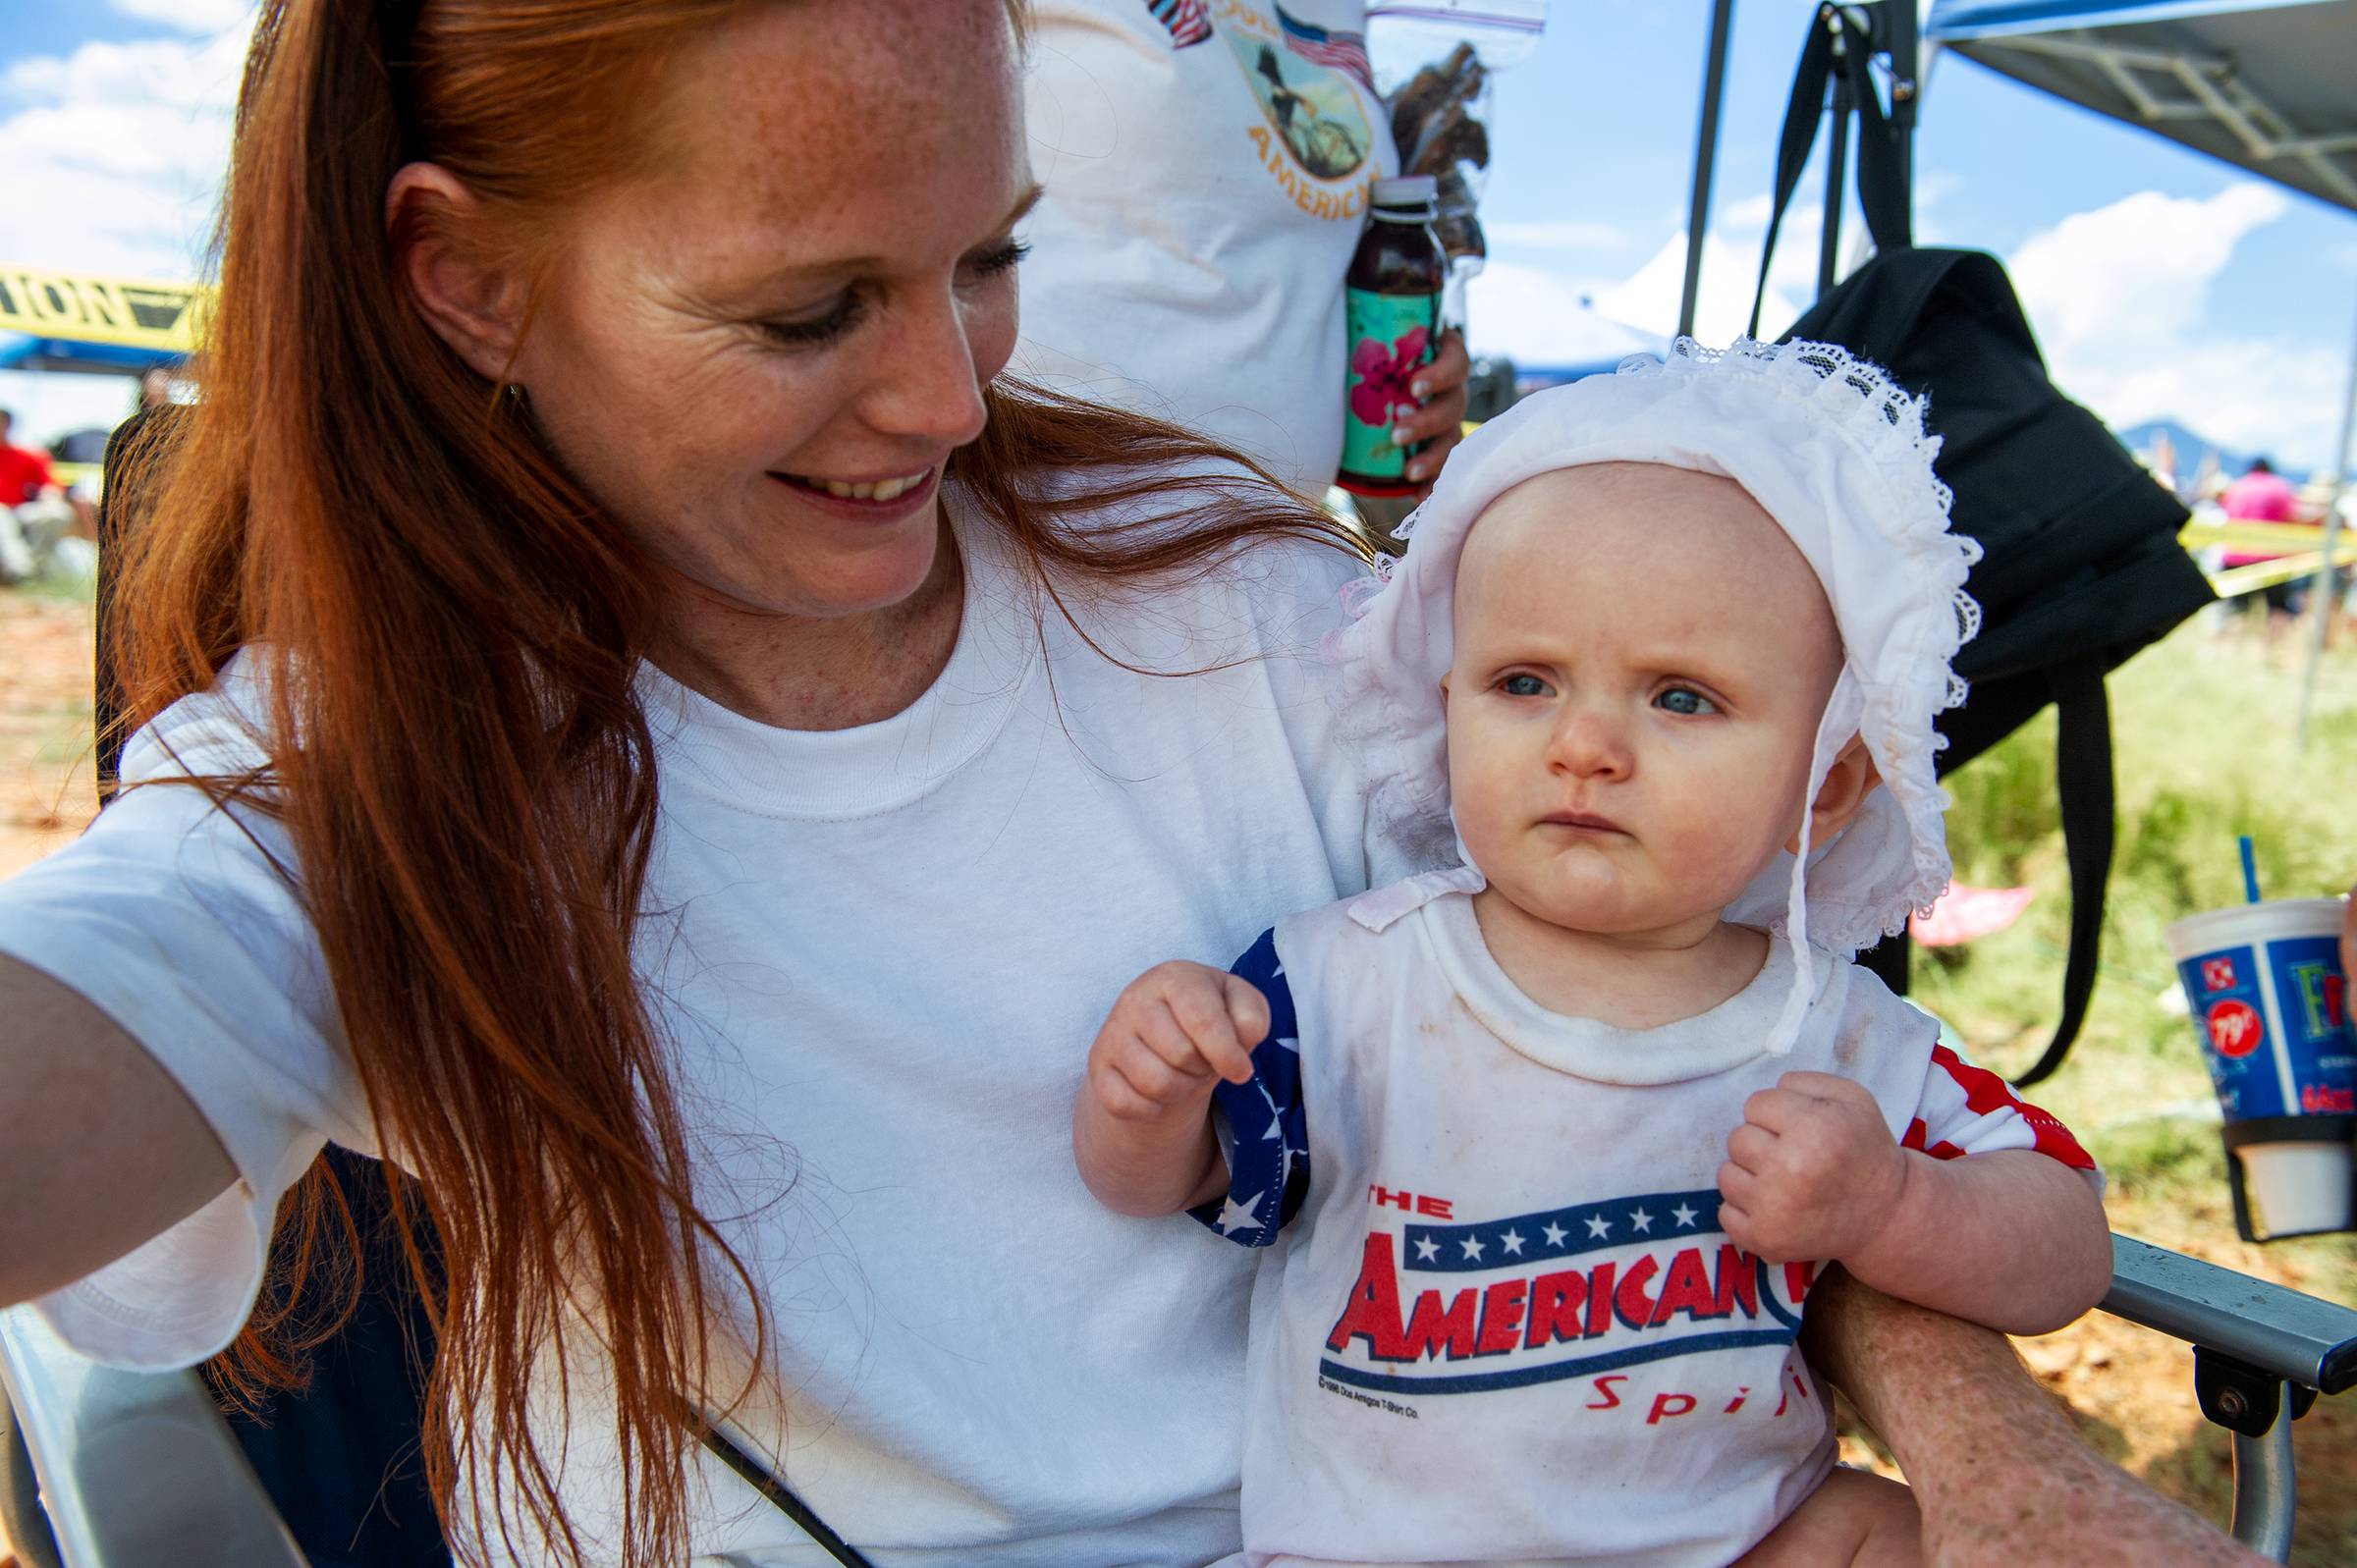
[1198,873,2098,1568]
[1018,0,1397,496]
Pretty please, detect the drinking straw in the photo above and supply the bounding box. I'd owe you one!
[2239,836,2262,905]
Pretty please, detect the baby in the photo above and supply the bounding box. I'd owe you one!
[1072,341,2113,1567]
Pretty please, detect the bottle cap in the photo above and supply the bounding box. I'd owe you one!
[1370,175,1438,207]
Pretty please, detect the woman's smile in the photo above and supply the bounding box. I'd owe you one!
[769,463,940,516]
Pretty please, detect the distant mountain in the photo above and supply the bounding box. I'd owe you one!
[2115,419,2311,486]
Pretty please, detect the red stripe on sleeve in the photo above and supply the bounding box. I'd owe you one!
[1928,1045,2096,1170]
[1900,1118,1968,1161]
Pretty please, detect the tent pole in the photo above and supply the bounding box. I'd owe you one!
[2296,283,2357,749]
[1819,25,1852,301]
[1678,0,1736,340]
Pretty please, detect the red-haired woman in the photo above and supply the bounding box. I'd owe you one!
[0,4,2262,1567]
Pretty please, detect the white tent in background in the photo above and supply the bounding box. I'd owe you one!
[1596,229,1803,350]
[1463,259,1667,380]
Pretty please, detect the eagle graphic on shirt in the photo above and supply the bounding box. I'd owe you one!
[1214,4,1372,181]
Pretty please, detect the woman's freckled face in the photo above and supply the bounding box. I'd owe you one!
[511,0,1033,624]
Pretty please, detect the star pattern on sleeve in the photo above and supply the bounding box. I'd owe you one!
[1187,929,1309,1249]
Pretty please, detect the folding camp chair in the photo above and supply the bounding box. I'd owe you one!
[3,418,2353,1568]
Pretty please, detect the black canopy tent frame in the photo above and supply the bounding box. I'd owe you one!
[1678,1,2357,739]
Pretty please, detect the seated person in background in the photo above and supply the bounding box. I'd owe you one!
[0,408,85,583]
[1075,341,2113,1567]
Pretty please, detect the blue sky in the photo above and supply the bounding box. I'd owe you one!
[1458,0,2357,472]
[3,0,2352,467]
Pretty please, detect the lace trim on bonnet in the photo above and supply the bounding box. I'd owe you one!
[1331,336,1982,961]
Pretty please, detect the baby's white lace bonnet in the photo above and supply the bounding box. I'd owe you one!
[1335,337,1982,1053]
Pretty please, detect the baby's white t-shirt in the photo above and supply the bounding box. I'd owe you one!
[1200,872,2097,1567]
[0,512,1408,1567]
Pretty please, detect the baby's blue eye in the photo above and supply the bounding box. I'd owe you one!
[1656,687,1716,717]
[1501,674,1550,697]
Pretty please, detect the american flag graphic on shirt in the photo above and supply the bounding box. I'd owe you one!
[1147,0,1213,47]
[1275,4,1376,92]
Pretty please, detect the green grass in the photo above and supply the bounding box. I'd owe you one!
[1916,613,2357,1299]
[1891,618,2357,1566]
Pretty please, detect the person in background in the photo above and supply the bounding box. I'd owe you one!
[1016,0,1469,503]
[0,409,86,584]
[2217,457,2318,620]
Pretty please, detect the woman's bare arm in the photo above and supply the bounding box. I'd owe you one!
[0,951,240,1308]
[1803,1269,2270,1568]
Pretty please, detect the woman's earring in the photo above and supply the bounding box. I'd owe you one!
[501,382,530,415]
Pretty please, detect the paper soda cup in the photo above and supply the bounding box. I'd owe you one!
[2165,897,2357,1239]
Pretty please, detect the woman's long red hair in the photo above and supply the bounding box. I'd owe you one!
[114,3,1357,1565]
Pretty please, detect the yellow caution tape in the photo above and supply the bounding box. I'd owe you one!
[0,266,203,354]
[2181,519,2337,555]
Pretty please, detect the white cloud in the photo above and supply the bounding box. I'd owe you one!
[2006,184,2344,470]
[2009,185,2286,356]
[0,17,252,281]
[108,0,254,34]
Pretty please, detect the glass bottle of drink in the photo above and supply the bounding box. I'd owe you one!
[1338,175,1447,498]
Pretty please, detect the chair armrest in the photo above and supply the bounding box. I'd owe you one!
[0,1307,310,1568]
[2104,1234,2357,1395]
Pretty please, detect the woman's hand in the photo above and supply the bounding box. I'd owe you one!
[1073,961,1270,1217]
[1396,328,1471,493]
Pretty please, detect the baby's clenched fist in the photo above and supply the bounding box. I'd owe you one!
[1086,960,1271,1123]
[1716,1070,1909,1265]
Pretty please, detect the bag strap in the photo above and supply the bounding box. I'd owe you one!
[1750,4,1913,339]
[1844,18,1911,256]
[2010,654,2115,1089]
[699,1420,878,1568]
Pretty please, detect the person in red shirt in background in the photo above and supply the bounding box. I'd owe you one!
[2218,457,2321,619]
[0,409,61,507]
[0,408,94,586]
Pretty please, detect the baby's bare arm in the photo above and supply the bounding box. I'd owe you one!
[1721,1071,2110,1335]
[1072,961,1269,1217]
[1837,1149,2110,1334]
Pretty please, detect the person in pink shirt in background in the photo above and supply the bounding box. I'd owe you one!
[2218,457,2321,617]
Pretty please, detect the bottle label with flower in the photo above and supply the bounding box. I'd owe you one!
[1340,291,1439,493]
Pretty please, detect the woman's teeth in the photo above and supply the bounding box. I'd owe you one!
[795,469,929,502]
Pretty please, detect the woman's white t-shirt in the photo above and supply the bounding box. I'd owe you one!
[0,513,1407,1567]
[1017,0,1396,495]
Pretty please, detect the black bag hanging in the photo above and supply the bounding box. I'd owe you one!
[1752,6,2215,1087]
